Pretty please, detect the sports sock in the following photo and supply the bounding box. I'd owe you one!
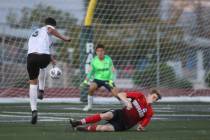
[29,84,38,111]
[86,124,97,132]
[81,114,101,124]
[38,68,46,90]
[87,95,93,107]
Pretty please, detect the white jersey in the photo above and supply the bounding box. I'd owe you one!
[27,25,54,55]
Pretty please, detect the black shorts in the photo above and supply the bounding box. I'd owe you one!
[106,109,129,131]
[93,79,116,92]
[27,53,51,80]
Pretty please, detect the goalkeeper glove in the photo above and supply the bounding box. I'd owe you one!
[108,80,114,88]
[80,80,89,88]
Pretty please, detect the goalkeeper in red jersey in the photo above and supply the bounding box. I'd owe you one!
[69,89,161,132]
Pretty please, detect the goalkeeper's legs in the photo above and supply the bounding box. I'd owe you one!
[83,83,98,111]
[103,82,121,103]
[110,87,119,97]
[110,87,124,104]
[38,68,46,100]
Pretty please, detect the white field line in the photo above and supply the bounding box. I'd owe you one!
[1,96,210,103]
[1,111,210,118]
[2,111,94,116]
[155,114,210,117]
[0,112,209,123]
[0,114,67,120]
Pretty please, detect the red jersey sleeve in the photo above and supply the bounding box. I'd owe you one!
[139,105,154,127]
[139,116,151,127]
[126,91,144,99]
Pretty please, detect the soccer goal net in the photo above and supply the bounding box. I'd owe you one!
[0,0,210,103]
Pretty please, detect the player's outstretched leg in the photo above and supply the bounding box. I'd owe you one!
[69,114,101,129]
[31,110,38,124]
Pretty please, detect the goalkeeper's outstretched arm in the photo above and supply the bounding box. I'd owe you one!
[110,66,117,81]
[81,65,95,86]
[85,65,94,81]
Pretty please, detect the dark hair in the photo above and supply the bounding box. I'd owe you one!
[45,17,56,27]
[150,89,162,101]
[96,44,105,50]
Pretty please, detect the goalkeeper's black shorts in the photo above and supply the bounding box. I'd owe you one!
[27,53,50,80]
[93,79,116,91]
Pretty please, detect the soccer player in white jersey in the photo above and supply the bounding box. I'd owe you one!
[27,17,70,124]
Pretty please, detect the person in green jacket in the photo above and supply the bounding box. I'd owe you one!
[82,44,118,111]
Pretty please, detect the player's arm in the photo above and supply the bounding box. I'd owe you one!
[47,26,71,42]
[137,118,151,132]
[137,124,146,132]
[137,114,152,132]
[85,64,95,81]
[106,57,117,88]
[117,92,141,104]
[117,92,132,110]
[110,66,116,80]
[81,61,95,86]
[109,58,116,81]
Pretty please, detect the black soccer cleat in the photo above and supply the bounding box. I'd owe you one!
[38,90,44,100]
[31,110,38,124]
[76,126,88,131]
[69,118,81,128]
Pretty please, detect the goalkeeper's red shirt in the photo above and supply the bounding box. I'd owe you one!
[122,91,154,128]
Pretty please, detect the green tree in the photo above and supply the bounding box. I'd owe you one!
[7,3,78,28]
[6,10,18,27]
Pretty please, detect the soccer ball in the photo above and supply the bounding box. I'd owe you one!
[49,67,62,79]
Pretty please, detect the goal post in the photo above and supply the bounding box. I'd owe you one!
[80,0,97,102]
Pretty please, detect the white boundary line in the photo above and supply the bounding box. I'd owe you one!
[0,111,209,123]
[0,96,210,103]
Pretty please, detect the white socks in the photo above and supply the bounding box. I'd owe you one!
[29,84,38,111]
[87,95,93,107]
[81,119,86,124]
[38,68,46,90]
[29,68,46,112]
